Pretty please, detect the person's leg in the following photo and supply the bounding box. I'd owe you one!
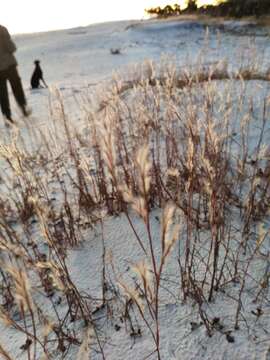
[0,74,12,121]
[7,66,30,116]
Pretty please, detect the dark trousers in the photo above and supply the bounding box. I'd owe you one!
[0,65,26,119]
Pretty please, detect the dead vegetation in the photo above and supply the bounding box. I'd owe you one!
[0,57,269,359]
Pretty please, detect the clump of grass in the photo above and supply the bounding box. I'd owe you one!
[0,53,269,358]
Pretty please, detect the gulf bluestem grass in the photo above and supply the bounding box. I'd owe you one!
[0,54,269,358]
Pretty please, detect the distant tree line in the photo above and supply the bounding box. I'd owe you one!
[145,3,181,17]
[198,0,270,18]
[145,0,270,18]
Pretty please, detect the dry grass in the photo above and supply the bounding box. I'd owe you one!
[0,56,269,358]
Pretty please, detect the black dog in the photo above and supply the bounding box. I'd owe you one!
[31,60,47,89]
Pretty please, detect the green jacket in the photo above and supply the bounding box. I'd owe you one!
[0,25,17,72]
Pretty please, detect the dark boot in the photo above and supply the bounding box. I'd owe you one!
[6,115,15,123]
[21,105,32,117]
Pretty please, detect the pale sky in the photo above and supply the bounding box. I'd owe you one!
[1,0,219,34]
